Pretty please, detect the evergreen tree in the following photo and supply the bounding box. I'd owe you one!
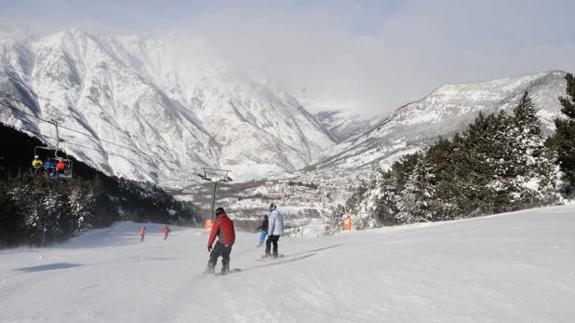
[373,170,401,225]
[353,169,386,229]
[547,73,575,196]
[396,154,436,224]
[508,92,560,205]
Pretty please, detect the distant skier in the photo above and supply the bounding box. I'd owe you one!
[205,207,235,274]
[139,226,147,242]
[264,203,284,259]
[161,225,171,240]
[256,214,268,247]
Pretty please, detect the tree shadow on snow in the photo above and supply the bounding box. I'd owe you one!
[15,262,82,273]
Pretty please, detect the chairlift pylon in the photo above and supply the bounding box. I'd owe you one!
[196,168,233,221]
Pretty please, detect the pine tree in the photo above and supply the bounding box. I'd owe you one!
[547,73,575,196]
[373,170,401,225]
[396,154,436,224]
[509,92,560,205]
[353,168,386,229]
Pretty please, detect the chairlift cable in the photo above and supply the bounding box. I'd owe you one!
[0,100,153,156]
[3,122,145,167]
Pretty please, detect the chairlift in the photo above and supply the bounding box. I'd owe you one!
[30,119,73,179]
[32,145,73,179]
[54,151,73,179]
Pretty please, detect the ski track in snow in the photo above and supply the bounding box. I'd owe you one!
[1,205,575,322]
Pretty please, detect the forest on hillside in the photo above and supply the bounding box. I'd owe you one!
[0,124,199,247]
[333,74,575,231]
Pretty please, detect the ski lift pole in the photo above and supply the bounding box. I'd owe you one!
[210,180,218,221]
[196,168,232,227]
[50,119,61,158]
[54,122,60,155]
[41,226,47,247]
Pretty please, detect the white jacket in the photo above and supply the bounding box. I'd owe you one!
[268,208,284,236]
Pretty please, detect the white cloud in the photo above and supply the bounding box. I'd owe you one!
[1,0,574,116]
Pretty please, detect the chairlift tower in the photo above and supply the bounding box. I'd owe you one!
[196,168,233,221]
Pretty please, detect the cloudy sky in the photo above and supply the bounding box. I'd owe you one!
[1,0,574,115]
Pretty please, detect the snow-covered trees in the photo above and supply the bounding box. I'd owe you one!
[396,155,437,224]
[0,175,197,247]
[0,177,100,246]
[547,73,575,196]
[340,91,562,229]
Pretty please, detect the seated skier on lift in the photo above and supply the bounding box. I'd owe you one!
[31,155,43,176]
[43,159,55,177]
[55,159,65,176]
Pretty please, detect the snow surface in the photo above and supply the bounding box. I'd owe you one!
[1,205,574,322]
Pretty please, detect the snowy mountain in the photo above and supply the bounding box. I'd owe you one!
[1,204,574,322]
[0,28,335,187]
[306,71,568,176]
[314,110,381,143]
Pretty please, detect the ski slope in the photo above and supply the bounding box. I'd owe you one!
[1,205,574,322]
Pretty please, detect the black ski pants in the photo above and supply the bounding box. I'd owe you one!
[265,235,280,257]
[208,241,232,272]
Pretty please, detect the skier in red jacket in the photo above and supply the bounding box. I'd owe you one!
[205,207,235,274]
[161,225,171,240]
[139,226,146,242]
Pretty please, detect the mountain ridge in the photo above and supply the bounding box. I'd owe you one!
[303,70,568,180]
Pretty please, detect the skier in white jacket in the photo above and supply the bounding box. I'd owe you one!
[264,203,284,258]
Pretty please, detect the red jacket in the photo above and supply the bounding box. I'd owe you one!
[208,214,235,247]
[56,161,65,171]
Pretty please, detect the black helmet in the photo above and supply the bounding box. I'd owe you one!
[215,207,225,216]
[269,203,276,211]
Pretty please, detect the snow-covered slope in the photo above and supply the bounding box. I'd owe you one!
[0,28,334,186]
[314,110,380,143]
[1,204,574,322]
[307,71,567,176]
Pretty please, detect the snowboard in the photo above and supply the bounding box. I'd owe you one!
[258,254,286,261]
[204,268,242,276]
[217,268,242,275]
